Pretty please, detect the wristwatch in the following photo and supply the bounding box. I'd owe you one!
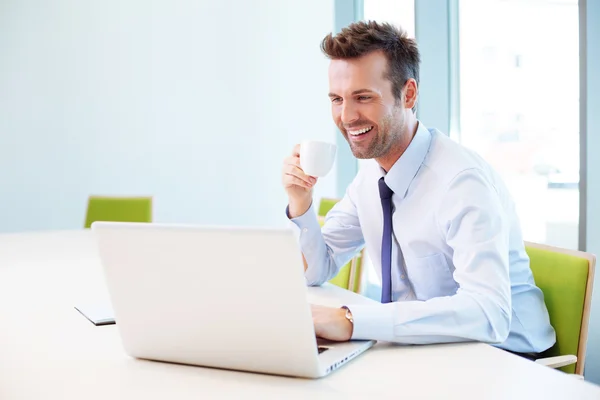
[341,306,354,325]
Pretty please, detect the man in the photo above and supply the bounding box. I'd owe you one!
[281,21,555,356]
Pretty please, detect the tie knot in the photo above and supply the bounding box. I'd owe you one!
[378,177,394,199]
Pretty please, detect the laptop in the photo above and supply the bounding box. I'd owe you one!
[91,221,375,378]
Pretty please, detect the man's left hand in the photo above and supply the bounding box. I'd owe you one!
[310,304,353,341]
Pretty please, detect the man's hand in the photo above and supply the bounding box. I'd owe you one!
[282,144,317,218]
[311,304,353,341]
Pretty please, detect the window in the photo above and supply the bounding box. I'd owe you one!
[458,0,580,249]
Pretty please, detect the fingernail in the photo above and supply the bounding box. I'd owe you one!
[310,177,317,184]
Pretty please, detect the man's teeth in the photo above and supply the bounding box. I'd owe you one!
[348,126,374,136]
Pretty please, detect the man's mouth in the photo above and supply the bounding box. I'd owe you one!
[347,126,374,136]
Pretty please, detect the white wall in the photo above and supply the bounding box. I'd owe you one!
[0,0,338,232]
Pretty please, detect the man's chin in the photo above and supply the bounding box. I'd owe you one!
[350,147,373,159]
[345,138,376,159]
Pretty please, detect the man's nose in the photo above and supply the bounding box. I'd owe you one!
[341,101,359,125]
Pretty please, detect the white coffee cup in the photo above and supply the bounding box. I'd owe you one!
[300,141,337,177]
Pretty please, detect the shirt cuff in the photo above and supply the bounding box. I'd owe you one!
[286,202,321,240]
[285,202,328,285]
[345,304,396,342]
[289,201,320,225]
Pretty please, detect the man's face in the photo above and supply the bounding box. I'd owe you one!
[328,50,405,160]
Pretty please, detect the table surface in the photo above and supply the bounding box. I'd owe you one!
[1,229,600,400]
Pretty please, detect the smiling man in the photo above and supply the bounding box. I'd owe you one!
[281,21,555,356]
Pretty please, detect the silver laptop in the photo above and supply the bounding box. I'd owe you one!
[92,221,375,378]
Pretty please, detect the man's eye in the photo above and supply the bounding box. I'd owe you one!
[358,96,371,101]
[331,97,342,104]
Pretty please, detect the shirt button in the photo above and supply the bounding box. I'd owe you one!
[400,274,406,280]
[302,228,308,233]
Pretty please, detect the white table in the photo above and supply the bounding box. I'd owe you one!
[1,230,599,399]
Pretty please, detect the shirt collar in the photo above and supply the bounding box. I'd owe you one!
[378,121,432,200]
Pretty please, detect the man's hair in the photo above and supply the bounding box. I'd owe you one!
[321,21,420,104]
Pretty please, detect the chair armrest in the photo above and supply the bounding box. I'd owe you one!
[534,355,577,369]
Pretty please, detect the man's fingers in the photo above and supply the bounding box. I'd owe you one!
[283,164,316,186]
[283,155,302,169]
[284,173,313,189]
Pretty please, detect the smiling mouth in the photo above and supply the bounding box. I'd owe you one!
[347,126,374,136]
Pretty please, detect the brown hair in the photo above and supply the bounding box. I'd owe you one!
[321,21,420,104]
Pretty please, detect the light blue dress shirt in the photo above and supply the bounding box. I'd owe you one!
[289,122,556,353]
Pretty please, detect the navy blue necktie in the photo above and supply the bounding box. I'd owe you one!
[378,177,394,304]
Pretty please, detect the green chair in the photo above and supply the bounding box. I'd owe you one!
[317,198,363,293]
[318,197,339,218]
[84,196,153,228]
[525,241,596,377]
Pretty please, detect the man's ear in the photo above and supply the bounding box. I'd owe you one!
[404,79,418,110]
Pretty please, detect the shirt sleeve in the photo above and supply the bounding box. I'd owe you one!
[346,168,512,345]
[288,185,365,286]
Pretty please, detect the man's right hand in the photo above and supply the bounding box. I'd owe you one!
[282,144,317,218]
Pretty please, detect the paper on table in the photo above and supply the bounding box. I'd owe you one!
[75,303,115,326]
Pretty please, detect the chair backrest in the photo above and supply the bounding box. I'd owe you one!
[318,198,339,218]
[525,241,596,375]
[317,198,363,292]
[84,196,153,228]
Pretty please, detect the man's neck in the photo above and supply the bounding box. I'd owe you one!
[376,117,419,173]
